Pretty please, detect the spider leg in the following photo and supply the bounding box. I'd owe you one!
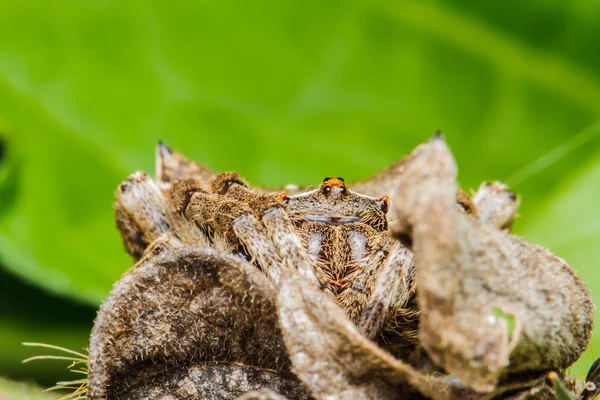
[174,185,253,253]
[232,213,280,281]
[334,234,418,349]
[471,181,519,231]
[168,172,300,266]
[389,136,595,391]
[262,207,321,286]
[115,172,172,259]
[233,207,319,286]
[356,241,416,342]
[334,239,388,325]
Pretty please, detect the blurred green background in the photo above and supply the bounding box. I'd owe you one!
[1,0,599,396]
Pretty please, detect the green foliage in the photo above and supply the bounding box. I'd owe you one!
[22,343,88,399]
[0,377,53,400]
[549,372,578,400]
[0,0,599,386]
[521,157,600,377]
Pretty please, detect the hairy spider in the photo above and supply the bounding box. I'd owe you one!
[87,136,594,400]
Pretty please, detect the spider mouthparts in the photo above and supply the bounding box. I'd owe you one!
[304,215,361,225]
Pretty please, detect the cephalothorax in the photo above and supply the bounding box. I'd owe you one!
[88,137,594,400]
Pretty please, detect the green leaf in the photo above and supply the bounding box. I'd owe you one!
[1,318,91,387]
[0,377,54,400]
[0,265,93,385]
[549,372,577,400]
[0,1,599,311]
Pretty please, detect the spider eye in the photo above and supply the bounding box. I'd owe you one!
[279,193,290,204]
[322,186,332,196]
[378,196,389,214]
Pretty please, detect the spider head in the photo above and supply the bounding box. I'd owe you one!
[282,178,389,232]
[321,177,347,199]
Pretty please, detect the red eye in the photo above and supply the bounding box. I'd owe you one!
[378,196,389,214]
[279,193,290,203]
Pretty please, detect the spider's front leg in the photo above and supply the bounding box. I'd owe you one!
[389,136,594,391]
[115,172,173,259]
[166,172,274,253]
[335,237,417,343]
[358,242,417,344]
[470,180,519,231]
[173,185,252,252]
[233,206,320,286]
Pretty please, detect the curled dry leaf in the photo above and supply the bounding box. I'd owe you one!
[86,136,594,399]
[87,239,308,399]
[390,138,594,391]
[278,266,563,400]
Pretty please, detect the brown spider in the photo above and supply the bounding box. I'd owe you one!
[87,136,594,400]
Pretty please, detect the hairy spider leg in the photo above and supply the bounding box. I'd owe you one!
[115,172,172,259]
[233,207,319,286]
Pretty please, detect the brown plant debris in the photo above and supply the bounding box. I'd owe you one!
[87,136,594,400]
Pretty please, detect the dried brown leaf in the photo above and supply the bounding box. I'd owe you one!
[87,237,307,399]
[390,137,594,391]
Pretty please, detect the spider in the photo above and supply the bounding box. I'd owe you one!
[87,136,594,400]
